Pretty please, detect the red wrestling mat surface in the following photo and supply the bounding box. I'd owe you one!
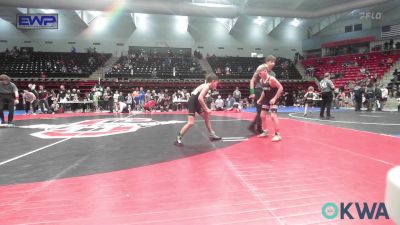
[0,112,398,225]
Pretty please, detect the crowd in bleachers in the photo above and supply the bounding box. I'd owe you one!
[106,49,205,79]
[14,80,254,114]
[207,56,302,80]
[303,51,400,90]
[0,47,111,78]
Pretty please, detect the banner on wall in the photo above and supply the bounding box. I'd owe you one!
[16,14,58,29]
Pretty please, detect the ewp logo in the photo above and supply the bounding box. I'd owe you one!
[322,202,390,220]
[17,14,58,29]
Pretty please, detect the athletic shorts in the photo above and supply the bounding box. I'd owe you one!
[187,95,203,116]
[261,97,278,112]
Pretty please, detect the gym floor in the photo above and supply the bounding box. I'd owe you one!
[0,108,398,225]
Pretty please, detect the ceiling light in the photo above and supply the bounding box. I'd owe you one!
[290,18,300,27]
[254,16,265,25]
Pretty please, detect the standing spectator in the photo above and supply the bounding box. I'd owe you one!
[319,73,335,119]
[139,87,145,110]
[393,69,399,81]
[127,93,135,112]
[0,74,19,126]
[398,97,400,112]
[375,85,382,111]
[90,88,99,112]
[353,82,364,111]
[104,87,114,113]
[233,87,241,102]
[117,92,125,112]
[163,89,171,112]
[381,85,389,110]
[37,85,52,114]
[113,90,120,110]
[365,84,375,111]
[145,90,152,103]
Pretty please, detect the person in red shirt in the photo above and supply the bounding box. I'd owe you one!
[143,99,156,112]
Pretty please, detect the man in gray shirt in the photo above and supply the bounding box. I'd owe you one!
[233,87,241,102]
[0,74,19,126]
[319,73,335,119]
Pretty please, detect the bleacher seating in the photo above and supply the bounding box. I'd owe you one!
[106,55,206,79]
[207,56,302,80]
[0,52,111,78]
[302,51,400,87]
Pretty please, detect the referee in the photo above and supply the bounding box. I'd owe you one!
[319,72,335,119]
[0,74,19,126]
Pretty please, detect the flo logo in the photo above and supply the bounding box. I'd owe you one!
[23,118,185,139]
[322,202,390,220]
[359,12,382,20]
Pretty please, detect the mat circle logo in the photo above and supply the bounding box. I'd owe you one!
[322,202,339,219]
[28,118,185,139]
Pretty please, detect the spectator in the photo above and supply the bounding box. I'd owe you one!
[306,65,315,76]
[375,86,383,111]
[360,67,366,74]
[225,66,231,75]
[23,90,37,115]
[225,94,235,109]
[145,90,152,103]
[215,95,224,111]
[387,57,394,67]
[353,82,364,111]
[384,42,389,50]
[216,67,222,76]
[233,87,241,102]
[237,65,243,73]
[398,97,400,112]
[348,80,355,91]
[139,87,145,109]
[381,85,388,110]
[365,84,375,111]
[151,68,157,78]
[37,85,52,114]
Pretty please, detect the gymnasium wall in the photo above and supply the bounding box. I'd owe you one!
[0,9,305,58]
